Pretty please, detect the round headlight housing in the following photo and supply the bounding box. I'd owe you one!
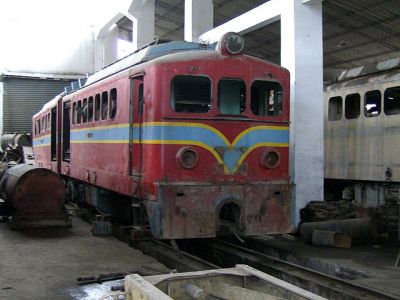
[217,32,244,56]
[260,150,280,169]
[177,147,198,169]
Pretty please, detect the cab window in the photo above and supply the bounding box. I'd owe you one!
[170,75,211,113]
[218,79,246,115]
[251,81,282,116]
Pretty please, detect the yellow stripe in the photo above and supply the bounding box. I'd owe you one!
[34,143,50,148]
[233,142,289,173]
[70,138,228,173]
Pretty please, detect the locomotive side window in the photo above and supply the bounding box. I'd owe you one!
[251,81,282,116]
[82,98,88,123]
[218,78,246,115]
[384,87,400,115]
[102,91,108,120]
[77,100,82,124]
[328,96,342,121]
[88,96,94,122]
[345,93,360,119]
[170,75,211,113]
[72,102,77,124]
[364,90,381,117]
[95,94,100,121]
[110,88,117,118]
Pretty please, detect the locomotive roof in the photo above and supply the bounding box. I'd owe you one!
[84,40,215,87]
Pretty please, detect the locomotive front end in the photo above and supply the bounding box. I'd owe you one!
[142,33,293,239]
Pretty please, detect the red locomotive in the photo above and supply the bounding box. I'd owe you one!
[32,33,292,239]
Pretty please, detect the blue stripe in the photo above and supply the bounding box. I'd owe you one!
[33,136,50,146]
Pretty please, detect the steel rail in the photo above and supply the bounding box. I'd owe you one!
[183,238,400,300]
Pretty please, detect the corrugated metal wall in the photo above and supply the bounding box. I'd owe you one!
[2,77,71,133]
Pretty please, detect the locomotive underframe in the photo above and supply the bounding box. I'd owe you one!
[146,181,292,239]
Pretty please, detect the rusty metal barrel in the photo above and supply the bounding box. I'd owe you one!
[0,164,65,218]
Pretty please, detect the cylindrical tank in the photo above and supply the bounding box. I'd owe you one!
[0,164,65,218]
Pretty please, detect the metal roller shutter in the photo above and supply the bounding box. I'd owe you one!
[3,77,71,133]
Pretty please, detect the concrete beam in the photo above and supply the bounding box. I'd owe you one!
[198,0,281,43]
[129,0,155,49]
[184,0,213,42]
[302,0,323,4]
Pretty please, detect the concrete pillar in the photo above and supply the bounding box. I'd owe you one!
[129,0,155,49]
[281,0,324,224]
[0,80,3,136]
[97,25,120,68]
[184,0,213,42]
[198,0,324,226]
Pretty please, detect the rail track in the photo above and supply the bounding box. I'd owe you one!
[174,238,400,300]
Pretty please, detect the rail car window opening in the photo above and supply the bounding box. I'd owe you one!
[88,97,94,122]
[328,96,343,121]
[77,101,82,124]
[384,87,400,115]
[364,90,381,117]
[82,98,88,123]
[345,93,360,119]
[72,102,77,124]
[102,91,108,120]
[51,107,57,161]
[170,75,211,113]
[251,80,283,116]
[218,78,246,115]
[62,102,71,161]
[95,94,101,121]
[110,88,117,118]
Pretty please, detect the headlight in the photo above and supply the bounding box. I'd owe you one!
[177,147,198,169]
[260,150,280,169]
[217,32,244,56]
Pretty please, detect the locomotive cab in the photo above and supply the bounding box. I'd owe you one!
[138,33,292,239]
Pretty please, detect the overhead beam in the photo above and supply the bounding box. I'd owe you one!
[199,0,282,43]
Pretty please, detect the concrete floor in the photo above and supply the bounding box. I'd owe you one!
[0,217,169,300]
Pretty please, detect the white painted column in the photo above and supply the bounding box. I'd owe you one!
[281,0,324,224]
[184,0,213,42]
[0,80,3,136]
[129,0,155,49]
